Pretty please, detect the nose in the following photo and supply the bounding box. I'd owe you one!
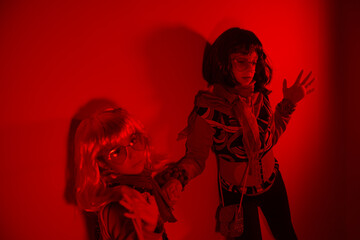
[236,62,256,72]
[247,62,256,70]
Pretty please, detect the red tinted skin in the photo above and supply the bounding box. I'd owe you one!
[107,133,148,175]
[230,51,258,87]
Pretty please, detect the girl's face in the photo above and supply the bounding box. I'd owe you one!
[106,133,148,175]
[230,50,258,87]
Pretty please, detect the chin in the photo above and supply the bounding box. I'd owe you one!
[235,77,252,86]
[132,163,145,174]
[239,81,253,86]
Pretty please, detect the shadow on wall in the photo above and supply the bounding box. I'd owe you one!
[64,98,118,240]
[64,26,213,240]
[143,27,220,240]
[142,26,210,156]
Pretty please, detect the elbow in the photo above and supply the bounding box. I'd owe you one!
[179,156,206,180]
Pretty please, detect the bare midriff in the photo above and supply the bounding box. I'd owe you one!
[219,149,275,186]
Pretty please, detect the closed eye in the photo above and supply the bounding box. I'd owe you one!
[234,59,246,63]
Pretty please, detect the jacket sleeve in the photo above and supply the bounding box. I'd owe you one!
[177,111,215,180]
[271,98,296,145]
[155,108,215,188]
[99,202,163,240]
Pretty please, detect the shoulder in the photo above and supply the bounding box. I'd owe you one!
[99,186,141,228]
[193,91,222,121]
[99,202,135,239]
[100,202,128,225]
[194,106,223,129]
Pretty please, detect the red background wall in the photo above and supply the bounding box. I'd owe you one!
[0,0,358,239]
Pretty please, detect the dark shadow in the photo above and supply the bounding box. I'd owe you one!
[142,26,210,152]
[64,98,118,240]
[142,26,220,240]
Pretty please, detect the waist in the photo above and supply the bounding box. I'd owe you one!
[220,167,278,196]
[219,149,276,186]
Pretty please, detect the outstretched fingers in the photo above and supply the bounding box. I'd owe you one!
[307,88,315,94]
[304,76,315,95]
[119,194,135,212]
[295,69,304,85]
[300,71,312,86]
[305,77,315,88]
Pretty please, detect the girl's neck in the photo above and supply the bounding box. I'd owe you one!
[228,83,255,98]
[213,83,255,100]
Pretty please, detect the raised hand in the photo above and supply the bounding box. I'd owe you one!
[119,191,159,232]
[283,70,315,105]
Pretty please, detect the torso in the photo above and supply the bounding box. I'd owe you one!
[197,91,278,195]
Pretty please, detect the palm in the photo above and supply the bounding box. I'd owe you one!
[120,191,159,232]
[283,70,315,104]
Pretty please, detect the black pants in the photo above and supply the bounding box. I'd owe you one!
[222,170,297,240]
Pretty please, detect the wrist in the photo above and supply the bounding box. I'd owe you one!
[283,97,297,106]
[278,98,296,115]
[156,165,189,188]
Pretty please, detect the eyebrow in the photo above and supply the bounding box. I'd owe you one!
[232,56,257,62]
[232,52,257,58]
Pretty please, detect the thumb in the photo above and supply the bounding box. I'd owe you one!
[283,79,287,92]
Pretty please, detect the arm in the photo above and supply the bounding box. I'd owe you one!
[100,202,138,240]
[272,98,296,145]
[272,70,315,145]
[156,110,215,204]
[178,113,215,180]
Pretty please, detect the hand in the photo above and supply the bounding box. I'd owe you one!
[161,178,182,207]
[119,191,159,232]
[283,70,315,105]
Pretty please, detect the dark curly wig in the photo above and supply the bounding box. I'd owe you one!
[203,28,272,93]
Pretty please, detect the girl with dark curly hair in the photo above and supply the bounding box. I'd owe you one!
[157,27,314,239]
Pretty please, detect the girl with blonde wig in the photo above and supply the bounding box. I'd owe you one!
[74,108,175,240]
